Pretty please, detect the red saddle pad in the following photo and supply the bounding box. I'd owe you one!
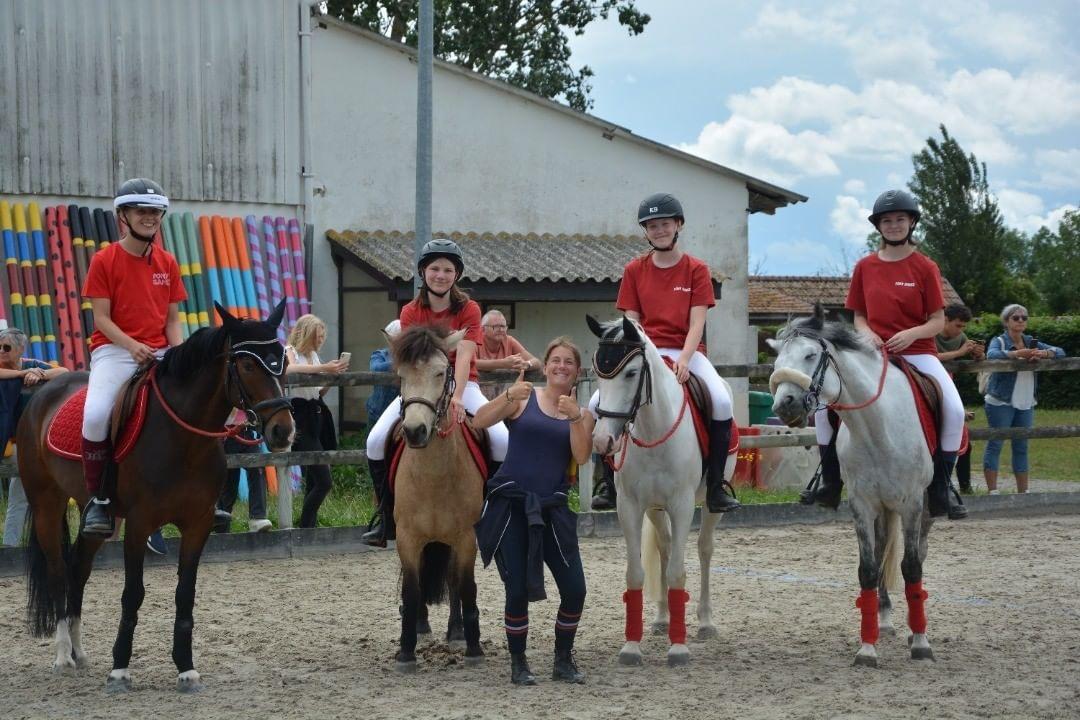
[46,385,150,462]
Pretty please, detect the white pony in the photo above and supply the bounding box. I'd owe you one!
[587,315,736,667]
[767,306,935,667]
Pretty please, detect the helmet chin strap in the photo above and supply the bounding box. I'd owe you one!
[122,211,157,257]
[882,237,909,247]
[646,230,679,252]
[424,284,450,298]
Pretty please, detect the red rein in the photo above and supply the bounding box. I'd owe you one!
[149,367,263,445]
[607,384,691,472]
[828,345,890,412]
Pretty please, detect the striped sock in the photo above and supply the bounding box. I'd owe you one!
[504,612,529,655]
[554,608,581,653]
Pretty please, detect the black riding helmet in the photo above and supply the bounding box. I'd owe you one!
[418,238,465,276]
[638,193,685,226]
[867,189,920,228]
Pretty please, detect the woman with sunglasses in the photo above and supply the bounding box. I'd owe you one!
[802,189,968,519]
[982,304,1065,494]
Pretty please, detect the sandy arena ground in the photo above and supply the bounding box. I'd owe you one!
[1,514,1079,720]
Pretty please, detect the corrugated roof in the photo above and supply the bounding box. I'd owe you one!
[749,275,964,315]
[328,229,729,283]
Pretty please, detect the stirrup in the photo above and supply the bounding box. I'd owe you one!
[81,497,114,537]
[799,468,823,505]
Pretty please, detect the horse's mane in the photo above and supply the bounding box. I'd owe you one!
[392,324,451,366]
[776,307,872,354]
[157,326,231,380]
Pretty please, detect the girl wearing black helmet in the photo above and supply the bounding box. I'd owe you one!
[362,239,509,546]
[802,189,968,520]
[588,193,740,514]
[80,179,187,536]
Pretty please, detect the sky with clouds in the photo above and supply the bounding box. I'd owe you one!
[569,0,1079,275]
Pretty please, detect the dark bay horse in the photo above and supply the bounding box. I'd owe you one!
[390,324,485,671]
[18,301,294,692]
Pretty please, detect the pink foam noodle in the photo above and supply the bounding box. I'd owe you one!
[287,218,310,317]
[245,216,271,318]
[275,217,299,326]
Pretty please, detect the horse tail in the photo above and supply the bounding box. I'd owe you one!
[418,542,451,606]
[880,510,903,593]
[642,513,664,605]
[25,509,72,637]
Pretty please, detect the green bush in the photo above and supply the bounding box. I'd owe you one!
[959,314,1079,408]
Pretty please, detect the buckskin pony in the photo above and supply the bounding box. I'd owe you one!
[18,300,294,692]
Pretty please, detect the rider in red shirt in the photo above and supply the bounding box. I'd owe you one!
[589,193,740,513]
[802,190,967,520]
[81,179,186,535]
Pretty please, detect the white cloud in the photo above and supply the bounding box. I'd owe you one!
[995,188,1078,234]
[943,69,1080,136]
[843,179,866,194]
[936,1,1071,66]
[830,195,872,246]
[1030,149,1080,190]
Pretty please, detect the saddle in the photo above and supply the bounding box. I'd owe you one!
[888,357,968,456]
[384,417,490,494]
[658,358,739,465]
[47,364,154,462]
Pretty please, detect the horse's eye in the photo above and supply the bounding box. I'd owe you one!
[625,370,637,379]
[804,353,815,362]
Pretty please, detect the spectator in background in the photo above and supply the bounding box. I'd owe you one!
[214,422,272,534]
[0,328,68,546]
[285,314,347,528]
[983,304,1066,495]
[365,319,402,436]
[475,310,540,401]
[935,303,984,494]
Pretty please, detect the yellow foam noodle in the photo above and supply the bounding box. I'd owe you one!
[13,204,27,233]
[0,201,11,228]
[28,202,41,231]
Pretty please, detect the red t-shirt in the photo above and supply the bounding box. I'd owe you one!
[82,243,187,352]
[846,251,945,356]
[476,335,527,361]
[616,253,715,352]
[399,298,483,382]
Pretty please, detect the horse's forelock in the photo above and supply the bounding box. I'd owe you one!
[777,314,870,354]
[392,325,450,367]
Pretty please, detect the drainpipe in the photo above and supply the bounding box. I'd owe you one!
[299,0,320,234]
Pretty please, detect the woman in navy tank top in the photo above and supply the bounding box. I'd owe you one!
[473,337,593,686]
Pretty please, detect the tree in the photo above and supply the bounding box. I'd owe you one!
[908,125,1012,312]
[323,1,650,111]
[1031,210,1080,314]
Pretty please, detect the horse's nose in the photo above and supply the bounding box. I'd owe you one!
[268,421,294,451]
[592,434,613,456]
[403,424,429,447]
[775,393,798,414]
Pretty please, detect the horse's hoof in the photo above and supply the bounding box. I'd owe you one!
[416,620,432,636]
[105,670,132,694]
[464,653,485,667]
[667,647,691,667]
[448,639,467,651]
[650,622,669,636]
[853,654,878,668]
[176,671,203,693]
[910,647,935,662]
[396,660,418,674]
[73,652,90,670]
[696,626,719,641]
[53,658,77,675]
[618,651,643,666]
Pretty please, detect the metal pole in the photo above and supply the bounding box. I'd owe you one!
[414,0,434,296]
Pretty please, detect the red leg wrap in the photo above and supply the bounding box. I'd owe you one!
[623,588,643,643]
[667,588,690,645]
[855,589,879,645]
[905,581,929,634]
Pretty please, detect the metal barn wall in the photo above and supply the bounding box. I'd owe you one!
[0,0,300,204]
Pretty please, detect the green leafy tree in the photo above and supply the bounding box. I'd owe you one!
[1031,209,1080,314]
[323,1,650,111]
[908,124,1012,312]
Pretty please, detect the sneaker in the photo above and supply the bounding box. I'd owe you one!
[214,508,232,521]
[146,529,167,556]
[988,489,1001,496]
[248,518,273,533]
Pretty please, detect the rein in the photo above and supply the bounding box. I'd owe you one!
[774,333,890,413]
[149,346,293,445]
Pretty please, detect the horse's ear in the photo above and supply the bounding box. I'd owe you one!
[267,299,287,329]
[812,302,827,326]
[765,338,779,352]
[445,328,468,353]
[215,302,238,329]
[586,314,605,339]
[622,316,641,343]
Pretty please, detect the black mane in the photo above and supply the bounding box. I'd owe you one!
[157,326,231,380]
[777,305,871,354]
[392,325,450,367]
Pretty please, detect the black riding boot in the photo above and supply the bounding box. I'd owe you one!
[928,452,968,520]
[800,441,844,510]
[705,419,740,513]
[591,462,617,511]
[552,647,586,683]
[510,652,537,686]
[82,496,114,537]
[361,459,395,547]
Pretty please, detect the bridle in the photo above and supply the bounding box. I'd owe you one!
[151,338,293,445]
[770,332,889,414]
[592,338,653,423]
[399,351,457,438]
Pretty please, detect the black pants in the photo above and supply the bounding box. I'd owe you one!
[291,398,333,528]
[495,507,586,654]
[217,433,268,526]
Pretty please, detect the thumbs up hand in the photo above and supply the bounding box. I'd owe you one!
[504,367,533,404]
[557,385,582,421]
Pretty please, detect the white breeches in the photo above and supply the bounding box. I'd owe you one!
[82,344,165,442]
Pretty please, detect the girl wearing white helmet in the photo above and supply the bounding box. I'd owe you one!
[81,178,186,536]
